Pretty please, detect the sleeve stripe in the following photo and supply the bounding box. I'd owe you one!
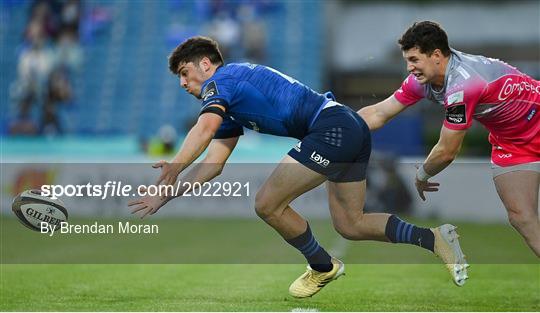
[200,106,226,118]
[202,97,228,109]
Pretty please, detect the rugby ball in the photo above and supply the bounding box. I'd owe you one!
[12,189,68,232]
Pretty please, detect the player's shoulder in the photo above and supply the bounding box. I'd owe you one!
[201,65,242,97]
[219,62,258,78]
[444,51,489,94]
[208,63,259,86]
[447,48,519,85]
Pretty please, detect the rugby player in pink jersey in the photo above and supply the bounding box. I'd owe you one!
[359,21,540,257]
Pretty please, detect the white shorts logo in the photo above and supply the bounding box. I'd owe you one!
[310,151,330,168]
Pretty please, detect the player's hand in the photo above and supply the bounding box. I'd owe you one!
[128,187,168,219]
[153,160,181,186]
[414,176,440,201]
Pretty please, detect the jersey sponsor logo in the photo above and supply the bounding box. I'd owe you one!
[497,153,513,159]
[498,77,540,101]
[202,81,219,101]
[310,151,330,168]
[447,91,464,105]
[445,104,466,124]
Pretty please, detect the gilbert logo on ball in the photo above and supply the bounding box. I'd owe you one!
[12,189,68,232]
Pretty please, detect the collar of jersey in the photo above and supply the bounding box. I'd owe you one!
[430,49,457,94]
[199,64,225,98]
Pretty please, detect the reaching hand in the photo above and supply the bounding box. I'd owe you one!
[128,187,169,219]
[153,160,181,186]
[414,176,440,201]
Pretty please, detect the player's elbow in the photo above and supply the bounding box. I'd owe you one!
[357,107,384,131]
[201,159,226,176]
[196,114,223,139]
[437,146,460,163]
[212,162,225,176]
[442,153,456,164]
[199,125,217,140]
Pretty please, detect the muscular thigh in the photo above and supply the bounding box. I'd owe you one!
[326,180,366,226]
[257,155,327,209]
[493,170,540,215]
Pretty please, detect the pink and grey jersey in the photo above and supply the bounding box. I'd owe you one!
[394,49,540,144]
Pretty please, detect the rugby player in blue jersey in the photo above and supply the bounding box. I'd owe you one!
[129,36,468,297]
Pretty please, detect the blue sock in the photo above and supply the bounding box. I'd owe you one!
[286,223,333,272]
[385,215,434,252]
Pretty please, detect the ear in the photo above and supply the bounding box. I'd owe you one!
[199,57,212,72]
[432,49,443,60]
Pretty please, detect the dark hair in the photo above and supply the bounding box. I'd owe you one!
[398,21,451,57]
[168,36,224,74]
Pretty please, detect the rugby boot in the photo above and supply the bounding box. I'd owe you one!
[432,224,469,286]
[289,257,345,298]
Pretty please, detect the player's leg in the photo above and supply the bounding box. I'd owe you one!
[489,134,540,256]
[493,167,540,257]
[326,179,435,250]
[326,180,389,241]
[326,179,469,286]
[255,154,335,271]
[256,155,347,298]
[255,155,326,238]
[324,113,438,252]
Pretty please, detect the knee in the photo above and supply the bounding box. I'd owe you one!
[334,220,367,240]
[334,225,357,240]
[254,190,280,221]
[507,208,537,231]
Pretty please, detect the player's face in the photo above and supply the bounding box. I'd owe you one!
[402,47,439,85]
[177,62,207,98]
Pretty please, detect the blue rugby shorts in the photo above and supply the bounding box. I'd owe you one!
[288,102,371,182]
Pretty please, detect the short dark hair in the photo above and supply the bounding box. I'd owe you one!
[398,21,451,57]
[168,36,224,74]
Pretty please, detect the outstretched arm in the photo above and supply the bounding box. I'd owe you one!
[129,136,239,218]
[155,112,224,186]
[357,95,408,131]
[172,136,239,196]
[415,126,467,200]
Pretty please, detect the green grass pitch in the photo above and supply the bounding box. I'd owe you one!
[1,217,538,311]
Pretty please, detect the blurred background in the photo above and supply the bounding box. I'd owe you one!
[1,0,539,223]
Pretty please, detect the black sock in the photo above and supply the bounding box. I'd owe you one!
[385,215,434,252]
[286,223,333,272]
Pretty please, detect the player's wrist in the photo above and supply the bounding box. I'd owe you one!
[416,165,432,182]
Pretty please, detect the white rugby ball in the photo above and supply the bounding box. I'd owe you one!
[12,189,68,232]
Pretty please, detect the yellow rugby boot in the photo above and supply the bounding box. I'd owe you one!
[432,224,470,286]
[288,257,345,298]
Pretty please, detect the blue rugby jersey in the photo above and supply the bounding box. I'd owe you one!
[199,63,332,139]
